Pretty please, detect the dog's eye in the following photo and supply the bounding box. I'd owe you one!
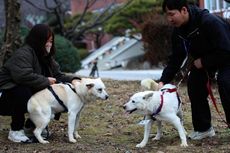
[97,88,102,93]
[132,100,135,103]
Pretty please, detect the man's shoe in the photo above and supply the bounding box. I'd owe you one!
[188,127,215,140]
[188,131,198,138]
[8,129,30,143]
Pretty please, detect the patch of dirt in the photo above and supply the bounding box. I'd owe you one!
[0,80,230,153]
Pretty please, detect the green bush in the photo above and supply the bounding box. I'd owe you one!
[54,35,81,72]
[78,48,89,60]
[20,26,30,40]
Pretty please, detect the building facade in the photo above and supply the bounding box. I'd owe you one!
[70,0,127,51]
[199,0,230,18]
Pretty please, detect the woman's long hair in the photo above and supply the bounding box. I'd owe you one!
[25,24,56,59]
[25,24,56,76]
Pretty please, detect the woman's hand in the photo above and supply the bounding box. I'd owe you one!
[48,77,56,85]
[194,58,203,69]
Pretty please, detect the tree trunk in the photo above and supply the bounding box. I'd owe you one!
[0,0,21,67]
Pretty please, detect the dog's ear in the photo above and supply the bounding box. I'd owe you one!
[143,92,153,100]
[86,83,94,89]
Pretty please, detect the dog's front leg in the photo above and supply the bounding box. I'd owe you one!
[74,111,82,139]
[152,120,162,140]
[136,117,153,148]
[68,111,78,143]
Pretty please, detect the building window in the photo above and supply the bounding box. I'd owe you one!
[204,0,230,12]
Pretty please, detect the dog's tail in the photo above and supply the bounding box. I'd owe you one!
[140,78,159,91]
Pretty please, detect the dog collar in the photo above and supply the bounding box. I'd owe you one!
[151,88,177,117]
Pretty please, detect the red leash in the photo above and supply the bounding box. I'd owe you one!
[206,76,230,127]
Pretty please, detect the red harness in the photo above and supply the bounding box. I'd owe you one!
[151,88,179,117]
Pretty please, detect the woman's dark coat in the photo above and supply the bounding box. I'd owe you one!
[0,45,77,91]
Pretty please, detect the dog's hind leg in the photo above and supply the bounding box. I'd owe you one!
[152,120,162,140]
[29,107,51,144]
[33,116,50,144]
[167,114,188,147]
[136,116,153,148]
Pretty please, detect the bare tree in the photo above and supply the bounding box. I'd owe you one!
[24,0,133,42]
[65,0,133,42]
[24,0,66,35]
[0,0,21,66]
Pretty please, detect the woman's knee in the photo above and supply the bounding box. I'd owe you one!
[7,86,33,106]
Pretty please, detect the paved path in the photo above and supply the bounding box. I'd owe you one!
[76,69,163,81]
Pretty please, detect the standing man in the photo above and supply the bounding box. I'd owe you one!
[159,0,230,140]
[89,60,99,77]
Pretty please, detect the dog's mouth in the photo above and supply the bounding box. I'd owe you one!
[126,108,137,114]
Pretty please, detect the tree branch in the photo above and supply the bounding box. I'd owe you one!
[23,0,54,13]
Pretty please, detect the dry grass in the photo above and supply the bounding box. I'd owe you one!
[0,79,230,153]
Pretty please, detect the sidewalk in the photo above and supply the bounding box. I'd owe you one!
[76,69,163,81]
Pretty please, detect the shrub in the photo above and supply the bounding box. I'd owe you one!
[20,26,30,39]
[78,48,89,60]
[54,35,81,72]
[141,11,172,66]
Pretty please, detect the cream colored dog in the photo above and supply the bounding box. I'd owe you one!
[27,78,109,144]
[140,78,159,90]
[124,79,187,147]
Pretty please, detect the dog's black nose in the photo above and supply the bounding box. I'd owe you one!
[105,95,109,100]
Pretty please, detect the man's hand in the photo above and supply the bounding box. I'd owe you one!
[194,58,203,69]
[48,77,56,85]
[158,82,164,89]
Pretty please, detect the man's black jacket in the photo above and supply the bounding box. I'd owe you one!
[160,5,230,84]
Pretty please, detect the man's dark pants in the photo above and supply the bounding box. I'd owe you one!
[187,66,230,132]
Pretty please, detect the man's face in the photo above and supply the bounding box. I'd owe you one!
[165,7,189,27]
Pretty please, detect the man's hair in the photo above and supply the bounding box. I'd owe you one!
[162,0,188,12]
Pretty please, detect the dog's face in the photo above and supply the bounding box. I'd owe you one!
[123,91,153,114]
[81,78,109,100]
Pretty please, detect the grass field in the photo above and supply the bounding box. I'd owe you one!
[0,80,230,153]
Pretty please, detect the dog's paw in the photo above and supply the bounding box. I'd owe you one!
[180,142,188,147]
[152,136,161,141]
[40,140,49,144]
[136,143,146,148]
[74,133,81,139]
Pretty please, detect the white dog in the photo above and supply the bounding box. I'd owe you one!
[124,79,187,147]
[27,78,109,144]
